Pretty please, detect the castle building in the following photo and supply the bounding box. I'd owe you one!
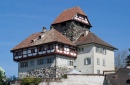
[11,6,116,78]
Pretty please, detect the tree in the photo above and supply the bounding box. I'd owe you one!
[115,49,129,70]
[0,70,9,85]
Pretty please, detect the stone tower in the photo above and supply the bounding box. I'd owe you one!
[51,6,92,41]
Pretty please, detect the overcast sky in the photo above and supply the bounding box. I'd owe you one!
[0,0,130,77]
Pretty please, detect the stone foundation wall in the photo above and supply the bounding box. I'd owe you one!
[39,74,107,85]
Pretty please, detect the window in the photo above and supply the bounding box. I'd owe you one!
[101,48,103,53]
[97,58,100,65]
[38,46,43,52]
[103,49,106,55]
[78,48,80,52]
[97,70,100,74]
[47,58,52,63]
[31,49,35,53]
[37,59,44,65]
[58,44,62,50]
[82,48,84,51]
[30,60,35,67]
[78,48,84,52]
[43,45,48,50]
[80,23,84,26]
[14,51,22,56]
[61,22,66,26]
[67,60,73,66]
[103,59,105,66]
[84,58,91,65]
[96,47,106,55]
[96,47,100,53]
[20,62,28,68]
[50,44,54,50]
[43,59,47,64]
[23,50,27,54]
[47,57,54,63]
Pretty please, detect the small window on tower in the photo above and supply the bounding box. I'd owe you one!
[61,22,66,26]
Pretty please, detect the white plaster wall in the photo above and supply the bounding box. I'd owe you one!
[18,55,56,73]
[93,46,115,74]
[39,75,105,85]
[75,45,94,74]
[18,55,75,74]
[56,55,74,69]
[75,44,115,74]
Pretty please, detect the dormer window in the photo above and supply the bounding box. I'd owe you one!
[38,36,41,39]
[31,39,37,43]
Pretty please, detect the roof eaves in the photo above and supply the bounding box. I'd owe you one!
[76,42,117,50]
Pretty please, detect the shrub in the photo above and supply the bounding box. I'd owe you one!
[21,77,33,85]
[33,78,42,85]
[62,74,67,79]
[21,77,42,85]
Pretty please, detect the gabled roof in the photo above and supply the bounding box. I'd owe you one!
[12,28,75,51]
[74,32,116,49]
[52,6,87,25]
[106,68,130,85]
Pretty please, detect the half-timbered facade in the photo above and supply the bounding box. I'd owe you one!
[11,28,77,78]
[11,6,116,78]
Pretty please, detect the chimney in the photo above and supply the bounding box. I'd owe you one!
[42,27,46,33]
[84,30,89,36]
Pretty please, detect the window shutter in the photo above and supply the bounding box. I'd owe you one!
[84,59,86,65]
[88,58,91,65]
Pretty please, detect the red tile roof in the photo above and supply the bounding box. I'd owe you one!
[52,6,87,25]
[74,32,116,49]
[12,28,75,51]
